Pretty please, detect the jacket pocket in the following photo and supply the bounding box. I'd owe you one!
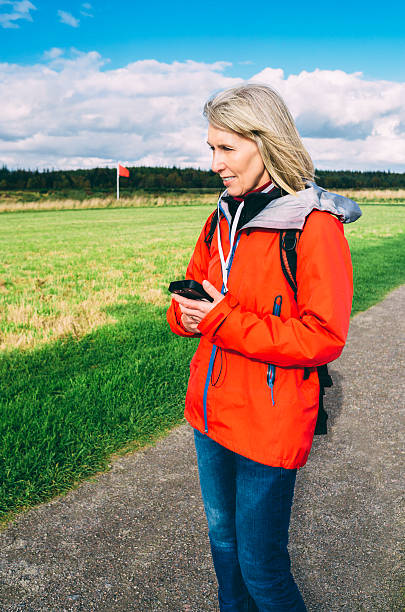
[266,295,282,405]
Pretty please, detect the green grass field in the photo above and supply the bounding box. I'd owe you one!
[1,202,404,523]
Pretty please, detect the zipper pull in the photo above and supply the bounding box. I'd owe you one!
[267,295,283,405]
[273,294,282,316]
[267,364,276,405]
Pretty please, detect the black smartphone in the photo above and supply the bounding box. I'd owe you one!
[169,280,214,302]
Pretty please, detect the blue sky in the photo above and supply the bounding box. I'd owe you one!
[1,0,404,170]
[2,0,405,80]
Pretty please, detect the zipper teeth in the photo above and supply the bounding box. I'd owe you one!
[282,248,296,291]
[203,346,218,433]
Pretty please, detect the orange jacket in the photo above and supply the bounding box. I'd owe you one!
[167,186,360,468]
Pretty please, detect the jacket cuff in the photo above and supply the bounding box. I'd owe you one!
[198,292,239,339]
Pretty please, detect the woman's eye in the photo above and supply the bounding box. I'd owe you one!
[208,145,233,151]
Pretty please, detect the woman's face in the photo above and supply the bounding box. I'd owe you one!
[207,123,270,196]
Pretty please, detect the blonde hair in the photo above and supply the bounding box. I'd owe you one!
[203,84,314,194]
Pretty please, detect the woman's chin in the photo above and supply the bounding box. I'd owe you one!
[225,184,243,197]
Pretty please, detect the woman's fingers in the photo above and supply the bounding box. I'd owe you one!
[174,295,211,319]
[202,280,223,301]
[179,303,206,318]
[181,313,200,333]
[173,294,207,311]
[172,283,224,327]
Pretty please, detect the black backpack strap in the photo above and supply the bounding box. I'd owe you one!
[317,363,333,388]
[204,209,218,249]
[314,388,329,435]
[280,230,299,301]
[314,363,333,435]
[280,229,333,436]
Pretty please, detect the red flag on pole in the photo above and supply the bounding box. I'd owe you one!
[118,164,130,178]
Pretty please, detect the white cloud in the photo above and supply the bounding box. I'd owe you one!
[80,2,93,17]
[0,52,403,171]
[57,9,79,27]
[250,67,405,170]
[0,0,36,29]
[43,47,64,60]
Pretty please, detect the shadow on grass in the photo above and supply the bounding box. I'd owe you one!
[0,297,198,518]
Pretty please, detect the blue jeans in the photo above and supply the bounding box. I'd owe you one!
[194,429,307,612]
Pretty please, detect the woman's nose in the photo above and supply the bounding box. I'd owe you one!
[211,153,225,174]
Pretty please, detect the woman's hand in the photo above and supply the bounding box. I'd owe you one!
[172,280,224,334]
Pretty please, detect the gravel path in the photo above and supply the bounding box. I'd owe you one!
[1,286,404,611]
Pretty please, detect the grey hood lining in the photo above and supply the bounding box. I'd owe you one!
[220,182,362,232]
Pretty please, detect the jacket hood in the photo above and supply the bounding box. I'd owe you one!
[220,182,362,231]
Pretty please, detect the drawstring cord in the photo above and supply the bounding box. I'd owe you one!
[217,201,244,293]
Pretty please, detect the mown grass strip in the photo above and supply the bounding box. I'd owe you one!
[0,205,212,350]
[0,202,404,522]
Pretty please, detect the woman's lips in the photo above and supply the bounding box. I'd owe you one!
[222,176,235,184]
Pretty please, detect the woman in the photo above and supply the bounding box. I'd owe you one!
[167,84,361,611]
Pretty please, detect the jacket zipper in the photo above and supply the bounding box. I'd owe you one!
[202,217,240,434]
[267,295,282,405]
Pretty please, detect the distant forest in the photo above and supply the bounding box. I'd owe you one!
[1,166,404,194]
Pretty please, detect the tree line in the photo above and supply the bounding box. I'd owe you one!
[1,165,404,193]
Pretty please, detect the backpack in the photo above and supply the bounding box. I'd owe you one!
[280,229,332,435]
[204,213,332,435]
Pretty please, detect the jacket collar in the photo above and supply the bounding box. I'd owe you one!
[219,182,362,231]
[221,182,281,231]
[219,181,278,226]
